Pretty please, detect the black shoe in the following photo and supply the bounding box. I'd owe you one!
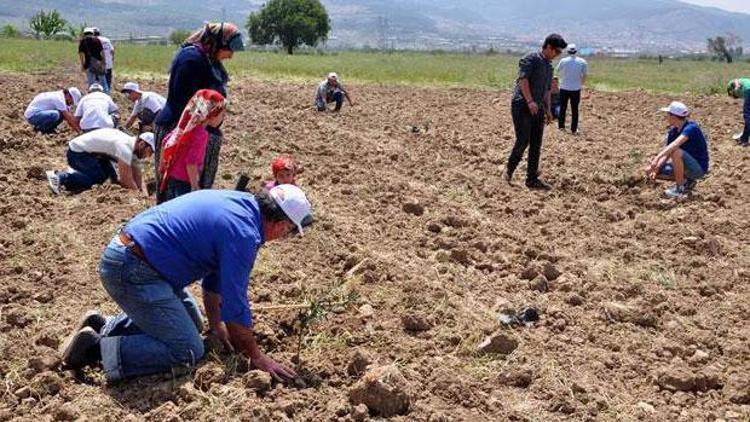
[526,178,552,190]
[60,327,102,369]
[76,310,107,333]
[685,178,698,191]
[740,140,749,147]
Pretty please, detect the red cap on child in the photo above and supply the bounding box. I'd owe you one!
[271,156,298,174]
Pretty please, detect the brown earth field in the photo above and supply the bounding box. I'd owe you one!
[0,71,749,421]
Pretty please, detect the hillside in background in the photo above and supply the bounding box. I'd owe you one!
[1,0,750,52]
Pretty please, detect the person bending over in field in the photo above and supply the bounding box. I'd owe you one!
[645,101,709,200]
[45,129,155,195]
[60,185,312,384]
[121,82,166,133]
[75,83,119,133]
[727,78,750,146]
[263,156,301,190]
[315,73,353,112]
[24,87,82,134]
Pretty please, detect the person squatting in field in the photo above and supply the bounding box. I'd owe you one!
[59,185,312,384]
[315,72,354,112]
[45,129,155,195]
[24,87,82,134]
[645,101,709,200]
[75,83,119,133]
[120,82,166,133]
[727,78,750,146]
[505,33,568,190]
[158,89,227,203]
[153,22,244,198]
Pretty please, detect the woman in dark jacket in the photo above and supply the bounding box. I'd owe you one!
[153,22,243,202]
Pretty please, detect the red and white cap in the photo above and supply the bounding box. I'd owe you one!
[659,101,689,117]
[269,184,312,235]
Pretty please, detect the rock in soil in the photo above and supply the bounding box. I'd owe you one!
[656,367,722,392]
[476,332,519,355]
[528,275,549,292]
[519,265,539,280]
[402,202,425,216]
[243,370,272,392]
[401,314,432,332]
[725,373,750,404]
[542,262,562,281]
[351,403,370,422]
[349,365,411,417]
[347,348,373,376]
[193,363,226,392]
[603,302,657,327]
[497,367,533,388]
[28,355,60,373]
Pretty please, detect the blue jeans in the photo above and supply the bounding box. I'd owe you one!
[316,91,344,111]
[86,68,109,93]
[58,149,117,192]
[98,235,204,381]
[27,110,63,133]
[658,149,706,181]
[741,93,750,142]
[164,179,192,202]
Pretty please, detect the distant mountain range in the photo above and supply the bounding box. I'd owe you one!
[2,0,750,52]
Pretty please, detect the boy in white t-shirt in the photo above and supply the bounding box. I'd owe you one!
[45,128,155,195]
[75,83,120,132]
[24,87,82,134]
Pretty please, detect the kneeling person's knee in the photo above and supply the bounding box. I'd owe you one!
[169,335,205,368]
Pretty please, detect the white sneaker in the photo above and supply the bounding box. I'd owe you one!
[45,170,60,195]
[664,183,687,200]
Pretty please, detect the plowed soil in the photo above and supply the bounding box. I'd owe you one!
[0,71,749,421]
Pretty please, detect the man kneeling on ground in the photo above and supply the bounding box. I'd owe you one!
[45,128,154,195]
[315,72,353,112]
[645,101,709,199]
[24,87,82,134]
[60,186,312,383]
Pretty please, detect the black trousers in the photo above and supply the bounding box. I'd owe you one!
[558,89,581,133]
[507,102,545,183]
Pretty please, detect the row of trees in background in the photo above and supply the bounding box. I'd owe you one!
[707,34,743,63]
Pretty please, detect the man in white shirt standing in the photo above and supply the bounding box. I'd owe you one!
[45,129,155,195]
[556,44,588,134]
[120,82,166,132]
[95,28,115,93]
[75,83,120,132]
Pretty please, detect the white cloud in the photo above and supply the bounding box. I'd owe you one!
[681,0,750,14]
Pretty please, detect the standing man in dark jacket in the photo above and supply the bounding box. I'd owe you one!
[78,28,108,93]
[505,34,567,190]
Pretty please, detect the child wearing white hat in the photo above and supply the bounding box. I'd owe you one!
[645,101,709,199]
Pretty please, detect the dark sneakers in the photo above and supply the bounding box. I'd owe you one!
[526,178,552,191]
[60,327,102,370]
[77,310,107,333]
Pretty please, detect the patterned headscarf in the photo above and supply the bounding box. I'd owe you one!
[159,89,227,192]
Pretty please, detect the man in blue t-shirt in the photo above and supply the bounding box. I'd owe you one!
[645,101,709,199]
[60,185,312,383]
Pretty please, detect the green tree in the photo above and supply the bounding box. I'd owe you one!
[169,29,192,46]
[1,24,20,38]
[67,23,86,40]
[29,9,67,39]
[246,0,330,55]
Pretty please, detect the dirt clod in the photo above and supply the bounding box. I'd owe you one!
[349,365,410,417]
[193,363,225,392]
[351,403,369,422]
[402,202,424,216]
[243,370,272,392]
[476,331,519,355]
[347,348,373,376]
[528,275,549,292]
[27,356,60,373]
[402,314,432,332]
[542,262,562,281]
[498,367,533,388]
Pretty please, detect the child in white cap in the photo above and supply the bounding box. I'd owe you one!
[645,101,709,199]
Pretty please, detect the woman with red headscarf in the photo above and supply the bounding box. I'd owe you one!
[158,89,227,203]
[153,22,244,202]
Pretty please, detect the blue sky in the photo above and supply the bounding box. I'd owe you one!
[681,0,750,14]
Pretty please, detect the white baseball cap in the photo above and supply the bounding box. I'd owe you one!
[327,72,338,80]
[567,44,577,54]
[138,132,155,151]
[88,83,104,93]
[67,87,82,106]
[269,184,312,235]
[120,82,141,94]
[83,27,96,35]
[659,101,689,117]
